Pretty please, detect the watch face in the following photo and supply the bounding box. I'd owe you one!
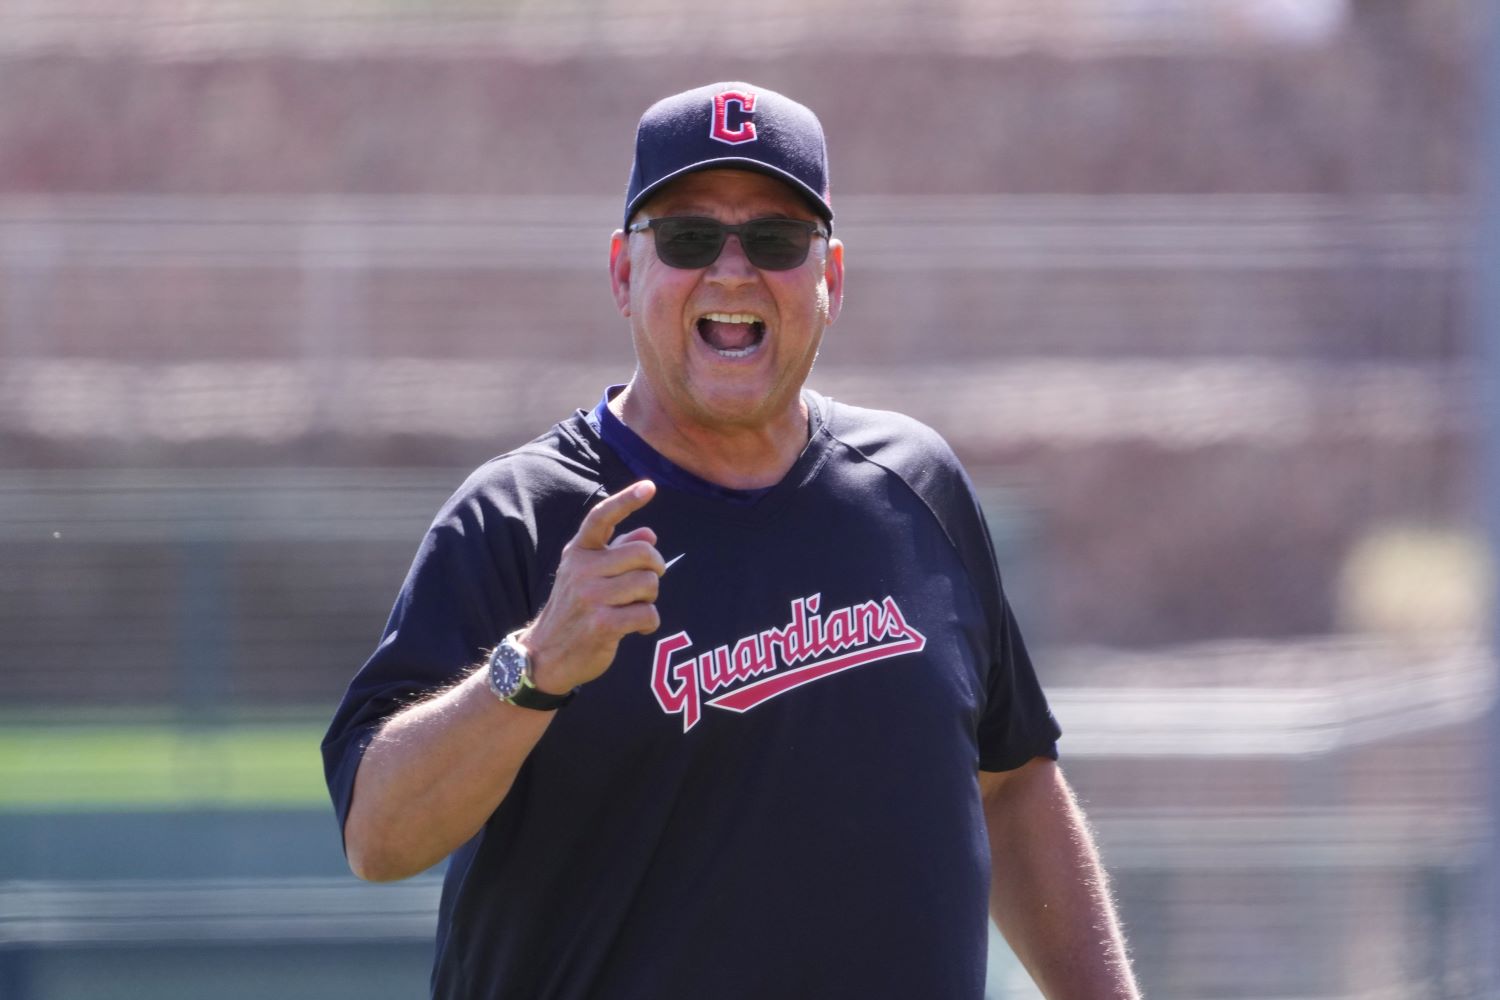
[489,641,526,699]
[489,634,573,710]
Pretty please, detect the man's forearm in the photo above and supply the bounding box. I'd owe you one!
[982,759,1140,999]
[343,666,554,882]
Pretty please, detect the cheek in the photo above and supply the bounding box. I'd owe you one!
[779,274,831,332]
[632,259,692,321]
[629,277,697,363]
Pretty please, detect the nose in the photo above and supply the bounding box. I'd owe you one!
[705,233,757,286]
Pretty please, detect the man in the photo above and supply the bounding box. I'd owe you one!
[323,82,1139,999]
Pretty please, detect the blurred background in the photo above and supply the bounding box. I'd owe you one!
[0,0,1494,997]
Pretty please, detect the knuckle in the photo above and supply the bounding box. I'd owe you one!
[628,540,665,568]
[586,605,617,637]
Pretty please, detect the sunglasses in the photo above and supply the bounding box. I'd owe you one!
[627,216,828,271]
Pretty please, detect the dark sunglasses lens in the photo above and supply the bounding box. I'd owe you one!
[650,218,817,270]
[740,220,812,270]
[653,219,725,268]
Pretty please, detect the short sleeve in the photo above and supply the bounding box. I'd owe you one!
[818,396,1061,772]
[947,449,1060,770]
[975,590,1060,771]
[319,474,541,848]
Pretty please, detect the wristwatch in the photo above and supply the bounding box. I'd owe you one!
[487,631,576,711]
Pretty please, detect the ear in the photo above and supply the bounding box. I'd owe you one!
[822,237,845,326]
[609,230,631,317]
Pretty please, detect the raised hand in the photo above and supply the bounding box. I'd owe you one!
[518,481,665,694]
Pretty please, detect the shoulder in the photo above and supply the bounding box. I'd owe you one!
[817,393,969,494]
[817,393,998,583]
[433,414,607,537]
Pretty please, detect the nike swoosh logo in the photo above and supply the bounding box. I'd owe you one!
[663,553,686,572]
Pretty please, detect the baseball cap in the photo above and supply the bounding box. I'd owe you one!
[623,82,833,231]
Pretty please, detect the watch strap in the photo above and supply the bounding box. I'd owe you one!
[506,670,576,711]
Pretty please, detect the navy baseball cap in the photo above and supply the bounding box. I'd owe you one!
[623,82,833,231]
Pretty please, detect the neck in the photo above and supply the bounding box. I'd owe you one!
[611,381,810,491]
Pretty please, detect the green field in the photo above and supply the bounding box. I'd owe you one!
[0,714,329,810]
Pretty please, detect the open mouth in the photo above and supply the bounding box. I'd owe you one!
[697,312,767,359]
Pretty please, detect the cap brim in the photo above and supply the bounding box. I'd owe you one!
[624,157,833,231]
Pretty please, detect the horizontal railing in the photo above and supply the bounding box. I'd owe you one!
[0,194,1467,272]
[0,1,1353,59]
[0,359,1472,450]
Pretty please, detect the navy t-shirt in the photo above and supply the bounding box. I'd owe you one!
[322,391,1061,1000]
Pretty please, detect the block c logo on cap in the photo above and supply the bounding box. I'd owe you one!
[710,90,757,145]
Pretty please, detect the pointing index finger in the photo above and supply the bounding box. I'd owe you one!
[575,481,656,550]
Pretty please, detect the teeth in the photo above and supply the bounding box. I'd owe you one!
[702,312,764,325]
[715,343,760,359]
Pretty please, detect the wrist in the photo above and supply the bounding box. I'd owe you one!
[488,630,576,710]
[511,630,571,697]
